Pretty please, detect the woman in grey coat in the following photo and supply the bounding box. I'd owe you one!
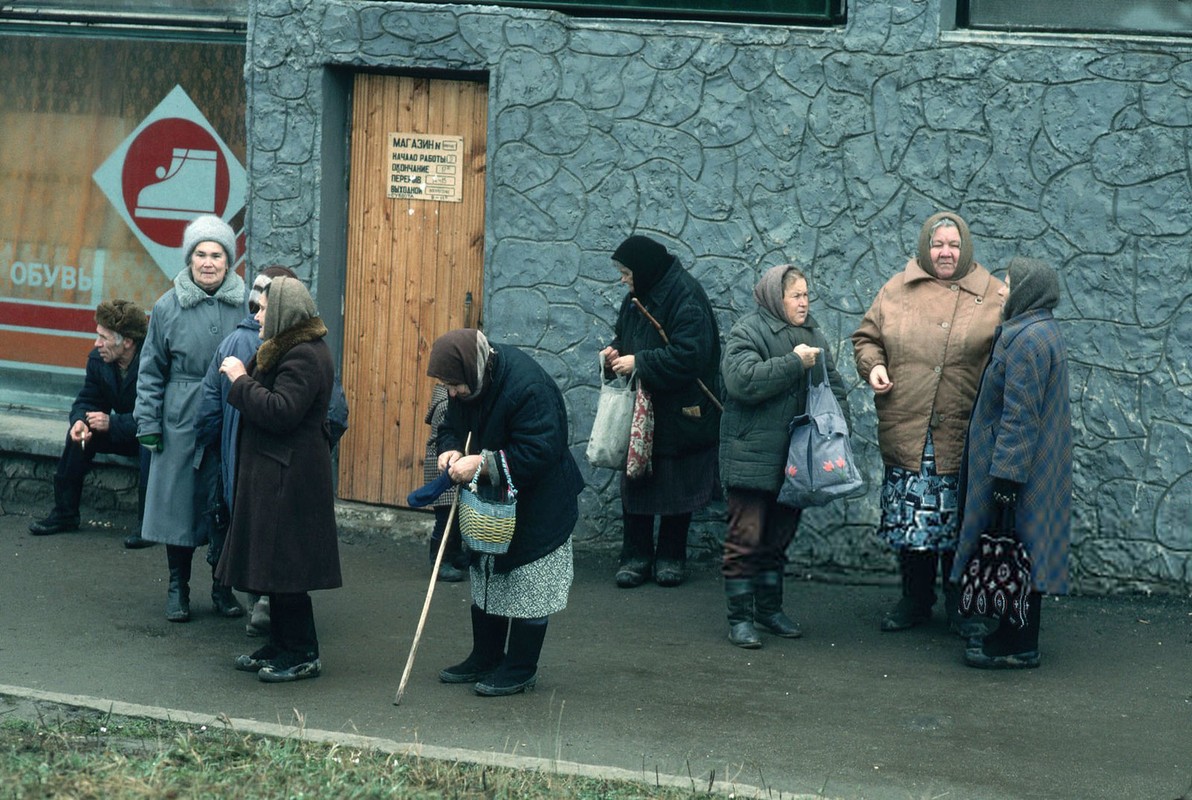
[719,265,850,648]
[950,257,1072,669]
[135,215,246,622]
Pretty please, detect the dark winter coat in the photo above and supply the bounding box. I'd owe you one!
[720,308,850,494]
[71,347,142,446]
[949,310,1072,594]
[610,258,721,457]
[216,317,342,594]
[436,344,583,574]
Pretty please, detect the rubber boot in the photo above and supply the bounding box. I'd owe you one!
[654,513,691,587]
[966,592,1042,669]
[725,578,761,649]
[29,476,83,535]
[165,545,193,623]
[475,617,547,696]
[881,550,937,632]
[753,571,803,638]
[615,513,655,588]
[440,605,511,683]
[211,568,245,618]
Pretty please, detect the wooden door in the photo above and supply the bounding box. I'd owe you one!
[338,73,488,507]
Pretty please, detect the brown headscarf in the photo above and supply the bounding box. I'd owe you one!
[916,211,974,280]
[427,329,494,399]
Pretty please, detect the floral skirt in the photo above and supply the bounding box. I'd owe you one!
[471,537,573,618]
[876,430,960,552]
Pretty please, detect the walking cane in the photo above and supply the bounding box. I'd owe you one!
[630,297,724,413]
[394,432,472,705]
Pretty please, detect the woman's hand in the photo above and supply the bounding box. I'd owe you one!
[220,356,247,383]
[437,449,463,472]
[868,364,894,394]
[447,453,483,484]
[793,343,821,369]
[609,353,635,376]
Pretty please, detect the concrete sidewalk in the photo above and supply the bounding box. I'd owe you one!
[1,508,1189,799]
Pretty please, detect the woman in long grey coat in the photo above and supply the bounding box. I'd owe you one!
[719,265,850,648]
[950,257,1072,669]
[136,215,246,623]
[216,276,340,683]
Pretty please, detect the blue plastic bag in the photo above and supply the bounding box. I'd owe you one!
[777,360,864,508]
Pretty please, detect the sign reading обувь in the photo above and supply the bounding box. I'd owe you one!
[388,133,463,202]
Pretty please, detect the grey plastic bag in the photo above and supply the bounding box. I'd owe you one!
[586,354,634,470]
[777,359,865,508]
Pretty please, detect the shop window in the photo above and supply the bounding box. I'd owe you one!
[0,34,245,401]
[959,0,1192,36]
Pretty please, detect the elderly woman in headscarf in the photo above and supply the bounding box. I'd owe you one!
[719,265,850,648]
[951,257,1071,669]
[598,234,722,589]
[429,328,583,697]
[216,276,341,683]
[852,212,1004,636]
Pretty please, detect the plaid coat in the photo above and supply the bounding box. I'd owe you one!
[950,309,1072,594]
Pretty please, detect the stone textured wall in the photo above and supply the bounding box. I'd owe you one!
[245,0,1192,594]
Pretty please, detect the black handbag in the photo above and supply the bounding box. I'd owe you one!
[958,511,1032,629]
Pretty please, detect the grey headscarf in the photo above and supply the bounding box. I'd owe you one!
[753,264,803,324]
[1002,257,1060,321]
[262,276,318,340]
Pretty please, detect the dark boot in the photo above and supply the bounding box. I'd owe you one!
[615,513,655,588]
[211,569,245,618]
[28,476,83,535]
[753,571,803,639]
[881,550,937,632]
[654,513,691,587]
[475,617,547,696]
[725,578,761,649]
[965,592,1042,669]
[440,605,510,683]
[941,551,994,641]
[258,593,321,682]
[165,545,193,623]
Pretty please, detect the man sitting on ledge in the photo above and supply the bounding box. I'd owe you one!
[29,299,154,549]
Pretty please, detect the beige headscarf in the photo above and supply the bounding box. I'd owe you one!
[916,211,974,280]
[262,276,318,340]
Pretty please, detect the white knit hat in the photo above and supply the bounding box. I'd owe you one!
[181,214,237,267]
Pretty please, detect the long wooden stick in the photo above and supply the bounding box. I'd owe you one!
[631,297,724,413]
[394,432,472,705]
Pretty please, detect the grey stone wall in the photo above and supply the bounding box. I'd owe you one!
[244,0,1192,594]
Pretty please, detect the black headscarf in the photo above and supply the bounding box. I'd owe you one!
[613,235,674,298]
[1003,257,1060,321]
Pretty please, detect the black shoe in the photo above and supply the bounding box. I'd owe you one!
[234,645,280,672]
[654,559,686,587]
[439,656,501,684]
[755,612,803,639]
[124,534,156,549]
[615,558,650,588]
[258,653,322,682]
[29,516,80,536]
[728,621,762,649]
[474,670,537,696]
[212,584,246,618]
[437,563,467,582]
[964,647,1040,670]
[880,596,933,632]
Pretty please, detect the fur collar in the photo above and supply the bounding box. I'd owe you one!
[173,268,246,310]
[256,317,328,373]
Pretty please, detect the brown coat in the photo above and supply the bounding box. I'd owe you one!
[216,319,341,594]
[852,258,1004,474]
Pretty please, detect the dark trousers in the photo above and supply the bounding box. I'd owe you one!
[53,431,149,523]
[721,488,802,579]
[270,592,319,658]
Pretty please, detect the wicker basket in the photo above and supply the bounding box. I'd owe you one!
[458,451,518,555]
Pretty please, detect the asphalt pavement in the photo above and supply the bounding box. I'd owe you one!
[1,507,1190,800]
